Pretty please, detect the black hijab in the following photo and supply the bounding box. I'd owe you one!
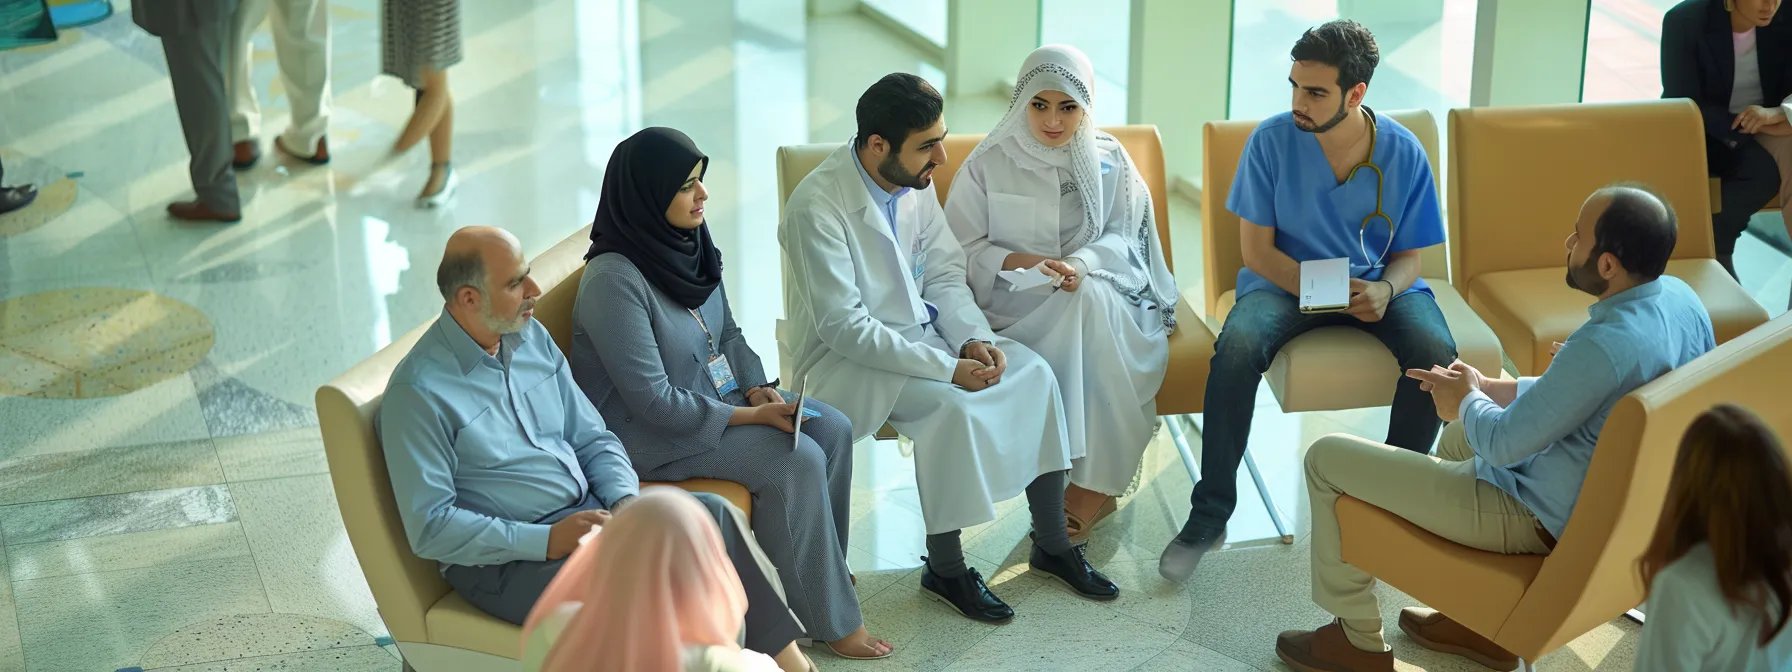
[586,127,723,309]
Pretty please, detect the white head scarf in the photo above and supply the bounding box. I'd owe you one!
[960,44,1178,332]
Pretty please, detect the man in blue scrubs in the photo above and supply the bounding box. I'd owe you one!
[1160,20,1458,581]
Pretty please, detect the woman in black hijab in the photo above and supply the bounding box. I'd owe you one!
[569,127,891,662]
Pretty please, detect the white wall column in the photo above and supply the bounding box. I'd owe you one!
[945,0,1039,98]
[1470,0,1590,107]
[1128,0,1231,202]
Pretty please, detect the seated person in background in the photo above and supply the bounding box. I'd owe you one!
[378,226,812,671]
[1276,185,1715,672]
[569,127,889,660]
[1636,404,1792,672]
[520,487,795,672]
[781,73,1115,623]
[1161,20,1457,582]
[944,44,1177,542]
[1662,0,1792,279]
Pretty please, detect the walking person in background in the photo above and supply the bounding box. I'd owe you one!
[228,0,332,168]
[134,0,244,222]
[1635,404,1792,671]
[383,0,460,207]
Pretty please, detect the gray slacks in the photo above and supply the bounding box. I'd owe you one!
[442,491,805,656]
[642,400,861,641]
[158,8,241,212]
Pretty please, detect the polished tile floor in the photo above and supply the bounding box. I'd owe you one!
[3,1,1789,671]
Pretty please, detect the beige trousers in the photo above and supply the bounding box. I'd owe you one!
[1305,423,1553,651]
[228,0,332,149]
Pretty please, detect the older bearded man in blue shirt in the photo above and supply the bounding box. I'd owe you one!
[377,227,808,668]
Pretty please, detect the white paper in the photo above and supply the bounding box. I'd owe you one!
[998,262,1059,293]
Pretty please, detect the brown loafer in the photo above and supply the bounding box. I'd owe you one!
[167,200,241,223]
[1276,620,1394,672]
[232,141,260,170]
[275,135,330,165]
[1399,607,1519,671]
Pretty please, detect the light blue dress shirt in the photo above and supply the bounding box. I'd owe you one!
[1225,110,1447,301]
[851,140,939,324]
[378,309,641,567]
[1459,277,1714,538]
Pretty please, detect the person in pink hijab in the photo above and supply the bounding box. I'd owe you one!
[519,487,816,672]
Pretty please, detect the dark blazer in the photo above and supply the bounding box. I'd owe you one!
[1661,0,1792,151]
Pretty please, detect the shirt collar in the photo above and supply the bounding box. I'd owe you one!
[437,306,528,375]
[849,136,912,208]
[1588,278,1665,319]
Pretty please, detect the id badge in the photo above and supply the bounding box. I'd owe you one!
[707,355,738,396]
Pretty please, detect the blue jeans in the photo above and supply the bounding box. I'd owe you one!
[1180,289,1457,538]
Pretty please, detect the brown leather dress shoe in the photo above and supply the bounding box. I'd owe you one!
[167,200,241,223]
[275,136,330,165]
[232,141,260,170]
[1399,607,1520,671]
[1276,620,1394,672]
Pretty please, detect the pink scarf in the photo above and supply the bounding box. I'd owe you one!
[521,487,750,672]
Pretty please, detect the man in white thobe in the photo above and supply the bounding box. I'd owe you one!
[780,73,1117,622]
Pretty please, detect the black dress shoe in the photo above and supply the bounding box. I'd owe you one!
[0,185,36,215]
[1159,526,1227,582]
[920,557,1013,623]
[1031,543,1119,601]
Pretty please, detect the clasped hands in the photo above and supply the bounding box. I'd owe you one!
[954,341,1007,391]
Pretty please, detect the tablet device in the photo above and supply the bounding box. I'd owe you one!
[1299,258,1351,314]
[791,375,810,450]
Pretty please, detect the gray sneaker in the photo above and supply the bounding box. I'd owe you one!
[1158,528,1226,582]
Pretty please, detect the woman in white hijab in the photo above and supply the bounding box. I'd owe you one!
[945,44,1177,542]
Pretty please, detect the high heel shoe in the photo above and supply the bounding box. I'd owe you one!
[416,162,457,209]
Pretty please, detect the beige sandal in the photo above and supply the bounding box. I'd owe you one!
[1066,496,1118,544]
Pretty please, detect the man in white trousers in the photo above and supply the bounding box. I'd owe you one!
[229,0,331,168]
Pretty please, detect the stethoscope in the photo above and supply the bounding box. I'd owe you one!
[1341,106,1396,275]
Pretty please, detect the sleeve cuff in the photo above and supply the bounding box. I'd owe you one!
[1515,376,1539,399]
[518,523,554,562]
[1460,389,1493,424]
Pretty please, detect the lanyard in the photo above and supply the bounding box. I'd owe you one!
[688,308,718,357]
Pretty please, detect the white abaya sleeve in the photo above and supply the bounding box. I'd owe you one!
[943,159,1012,305]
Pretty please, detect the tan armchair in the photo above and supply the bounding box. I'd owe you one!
[773,126,1218,519]
[317,228,750,671]
[1336,309,1792,663]
[1200,109,1505,412]
[1448,99,1769,376]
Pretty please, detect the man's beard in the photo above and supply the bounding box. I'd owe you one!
[878,153,936,190]
[1564,252,1608,296]
[480,297,535,335]
[1295,102,1351,134]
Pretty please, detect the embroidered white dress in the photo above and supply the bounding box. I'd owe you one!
[944,45,1177,496]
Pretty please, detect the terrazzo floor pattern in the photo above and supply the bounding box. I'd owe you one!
[0,0,1774,670]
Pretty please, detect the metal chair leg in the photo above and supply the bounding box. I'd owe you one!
[1244,447,1295,545]
[1164,414,1293,545]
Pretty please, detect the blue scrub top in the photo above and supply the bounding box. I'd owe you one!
[1225,110,1447,302]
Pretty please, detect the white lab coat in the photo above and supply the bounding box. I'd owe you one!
[779,143,1072,533]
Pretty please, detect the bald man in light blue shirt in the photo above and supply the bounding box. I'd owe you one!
[377,227,804,658]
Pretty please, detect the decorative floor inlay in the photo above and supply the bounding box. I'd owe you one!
[0,287,215,398]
